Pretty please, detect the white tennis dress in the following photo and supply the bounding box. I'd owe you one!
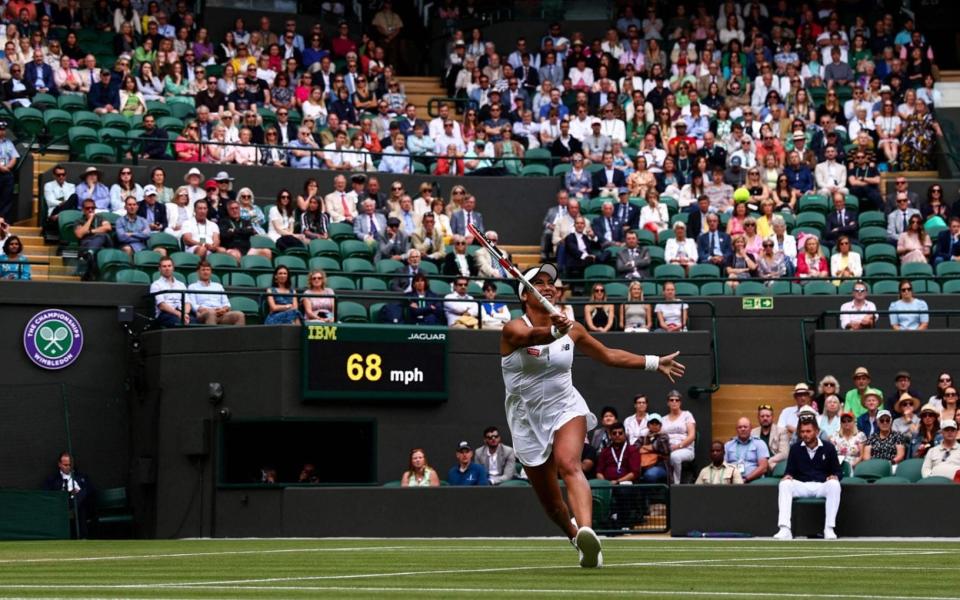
[502,316,598,466]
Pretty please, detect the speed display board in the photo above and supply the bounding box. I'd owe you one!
[302,323,448,401]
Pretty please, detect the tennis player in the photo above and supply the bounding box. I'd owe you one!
[501,264,685,568]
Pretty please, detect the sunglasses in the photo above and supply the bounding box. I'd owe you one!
[854,288,867,294]
[310,276,324,281]
[940,377,953,382]
[946,392,959,397]
[900,287,912,292]
[485,434,500,440]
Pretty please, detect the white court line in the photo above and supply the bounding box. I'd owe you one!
[0,545,409,564]
[1,550,946,591]
[0,544,917,565]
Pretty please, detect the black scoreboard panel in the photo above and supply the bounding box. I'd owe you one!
[302,323,448,401]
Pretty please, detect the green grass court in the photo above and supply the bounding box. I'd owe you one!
[1,538,959,598]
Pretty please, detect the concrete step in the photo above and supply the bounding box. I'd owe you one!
[710,384,796,443]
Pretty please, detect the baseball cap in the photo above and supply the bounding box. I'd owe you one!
[876,409,892,420]
[456,441,472,451]
[618,187,629,195]
[646,413,663,424]
[204,179,218,190]
[854,367,870,377]
[730,156,742,167]
[386,216,401,227]
[142,184,157,196]
[895,370,911,380]
[941,419,958,430]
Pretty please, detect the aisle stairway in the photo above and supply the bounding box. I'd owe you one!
[402,76,448,118]
[709,384,796,443]
[501,245,541,271]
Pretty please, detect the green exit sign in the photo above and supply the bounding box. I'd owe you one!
[742,297,774,310]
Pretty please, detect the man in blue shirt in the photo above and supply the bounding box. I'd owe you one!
[888,281,929,331]
[115,196,152,255]
[724,418,770,483]
[378,133,411,174]
[447,441,489,486]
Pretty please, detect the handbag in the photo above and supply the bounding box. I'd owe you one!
[639,444,659,469]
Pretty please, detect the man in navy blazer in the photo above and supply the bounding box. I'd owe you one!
[26,50,58,95]
[612,188,639,233]
[823,191,858,246]
[934,217,960,265]
[450,195,485,239]
[590,200,625,258]
[591,152,627,198]
[696,213,732,269]
[774,415,842,540]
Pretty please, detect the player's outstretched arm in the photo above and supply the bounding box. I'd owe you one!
[570,327,686,382]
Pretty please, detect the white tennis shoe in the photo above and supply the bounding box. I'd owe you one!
[773,527,793,540]
[574,526,603,568]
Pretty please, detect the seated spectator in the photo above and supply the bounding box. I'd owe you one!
[846,151,882,211]
[753,404,791,474]
[150,256,190,327]
[616,232,651,281]
[773,416,842,540]
[824,192,858,247]
[892,394,921,443]
[897,214,931,264]
[288,127,324,169]
[886,192,921,243]
[696,213,732,269]
[654,281,688,332]
[74,198,113,252]
[725,235,757,290]
[830,409,866,468]
[263,265,300,325]
[857,388,885,437]
[839,280,877,330]
[137,114,172,161]
[814,145,847,196]
[401,448,440,487]
[757,238,787,280]
[590,407,619,452]
[444,276,478,329]
[779,383,815,436]
[405,272,444,325]
[661,389,696,484]
[88,69,119,114]
[862,409,906,466]
[180,199,221,258]
[830,236,863,282]
[43,165,76,229]
[564,154,592,199]
[819,395,844,440]
[933,216,960,266]
[619,281,652,333]
[475,230,512,279]
[920,419,960,478]
[563,215,601,280]
[796,236,828,279]
[639,190,669,237]
[899,100,941,171]
[0,234,30,280]
[592,201,625,253]
[442,235,477,277]
[623,394,650,445]
[596,421,641,484]
[479,281,511,330]
[846,367,878,420]
[696,440,743,484]
[888,280,929,331]
[473,426,516,485]
[942,387,960,424]
[219,200,272,260]
[187,260,245,326]
[447,441,489,486]
[378,133,411,174]
[114,196,152,256]
[664,221,697,274]
[378,217,409,261]
[302,269,336,323]
[724,418,770,482]
[583,283,614,333]
[637,413,670,483]
[912,403,944,459]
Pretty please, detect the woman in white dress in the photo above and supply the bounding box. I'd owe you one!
[500,263,683,568]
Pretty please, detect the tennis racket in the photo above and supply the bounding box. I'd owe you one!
[467,223,561,316]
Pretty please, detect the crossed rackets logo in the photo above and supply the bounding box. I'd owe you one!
[23,310,84,370]
[38,323,70,354]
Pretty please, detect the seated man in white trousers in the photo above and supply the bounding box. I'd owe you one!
[774,416,843,540]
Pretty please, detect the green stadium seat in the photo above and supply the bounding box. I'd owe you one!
[376,259,404,276]
[326,275,356,290]
[853,458,892,482]
[68,126,98,154]
[418,261,439,275]
[641,281,661,296]
[146,232,180,255]
[133,250,162,271]
[770,281,800,295]
[858,211,885,228]
[57,94,87,112]
[942,279,960,294]
[734,281,766,296]
[230,296,262,324]
[13,106,42,136]
[156,116,184,132]
[360,276,387,291]
[495,281,514,296]
[864,244,897,264]
[654,264,685,280]
[101,113,130,131]
[429,279,451,296]
[674,282,699,296]
[339,239,374,259]
[145,101,171,117]
[467,281,483,296]
[841,476,867,485]
[584,264,615,279]
[83,142,117,162]
[308,256,340,272]
[873,476,911,485]
[748,477,780,485]
[72,110,101,128]
[915,476,955,484]
[634,229,656,247]
[552,163,572,176]
[328,222,357,242]
[793,226,822,238]
[255,273,274,288]
[837,280,859,295]
[206,253,239,273]
[169,251,200,273]
[936,261,960,278]
[870,279,899,294]
[699,281,726,296]
[31,93,57,110]
[803,280,837,295]
[96,249,132,281]
[275,255,307,273]
[858,226,888,246]
[520,164,550,177]
[115,269,151,285]
[368,302,387,323]
[169,103,196,120]
[249,235,276,255]
[795,212,826,232]
[900,262,933,278]
[524,147,552,165]
[241,255,273,272]
[343,257,376,273]
[894,458,924,483]
[865,262,897,278]
[772,461,787,478]
[911,280,939,294]
[309,238,341,258]
[798,194,829,214]
[604,282,628,298]
[688,263,720,279]
[224,272,256,288]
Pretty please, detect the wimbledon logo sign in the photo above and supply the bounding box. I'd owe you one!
[23,309,84,370]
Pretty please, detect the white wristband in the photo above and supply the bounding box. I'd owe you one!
[550,325,564,339]
[644,355,660,371]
